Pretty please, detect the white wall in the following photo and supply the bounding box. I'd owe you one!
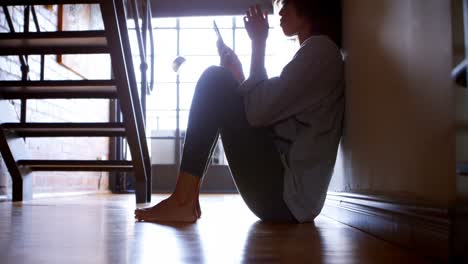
[330,0,456,206]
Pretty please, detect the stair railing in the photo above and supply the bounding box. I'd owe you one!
[126,0,155,121]
[126,0,155,197]
[2,5,44,124]
[108,0,155,194]
[101,0,152,202]
[1,2,154,201]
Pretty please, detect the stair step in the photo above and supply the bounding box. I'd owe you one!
[1,123,126,137]
[17,160,133,171]
[0,31,108,55]
[0,80,117,99]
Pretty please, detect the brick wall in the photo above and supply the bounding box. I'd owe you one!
[0,5,111,197]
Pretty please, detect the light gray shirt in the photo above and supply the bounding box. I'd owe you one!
[239,36,345,222]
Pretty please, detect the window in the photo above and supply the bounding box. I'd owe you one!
[128,15,298,166]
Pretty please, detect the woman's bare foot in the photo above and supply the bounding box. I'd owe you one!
[134,171,202,223]
[134,195,198,222]
[137,197,201,220]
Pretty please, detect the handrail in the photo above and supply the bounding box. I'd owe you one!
[127,0,155,95]
[135,0,154,94]
[140,0,154,94]
[126,0,156,122]
[129,0,146,61]
[2,5,29,80]
[147,0,154,93]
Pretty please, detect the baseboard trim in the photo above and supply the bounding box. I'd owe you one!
[322,192,451,261]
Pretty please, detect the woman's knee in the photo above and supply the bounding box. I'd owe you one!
[202,65,230,79]
[241,194,298,223]
[191,66,243,117]
[198,66,238,89]
[254,210,298,224]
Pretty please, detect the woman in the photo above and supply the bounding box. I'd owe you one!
[135,0,344,223]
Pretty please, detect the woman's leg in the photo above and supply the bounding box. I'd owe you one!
[212,69,296,223]
[135,66,296,223]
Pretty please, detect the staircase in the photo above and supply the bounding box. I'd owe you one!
[0,0,153,203]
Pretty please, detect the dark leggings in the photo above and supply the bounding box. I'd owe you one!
[180,66,297,223]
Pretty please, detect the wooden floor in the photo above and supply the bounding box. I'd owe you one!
[0,194,433,264]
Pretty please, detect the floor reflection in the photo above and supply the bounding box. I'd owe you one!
[132,222,205,263]
[242,221,323,263]
[0,194,430,264]
[132,219,323,263]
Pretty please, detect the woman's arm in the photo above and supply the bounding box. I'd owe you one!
[244,5,269,78]
[240,37,344,127]
[218,41,245,82]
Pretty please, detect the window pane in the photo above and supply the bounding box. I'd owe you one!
[146,112,177,136]
[269,14,282,28]
[234,30,251,56]
[147,110,177,130]
[179,110,189,131]
[179,29,232,55]
[150,138,175,164]
[180,16,232,28]
[141,15,298,168]
[235,16,246,28]
[236,14,282,28]
[154,56,178,83]
[153,29,178,56]
[178,55,219,83]
[238,55,250,78]
[153,17,177,28]
[127,29,140,55]
[126,19,139,29]
[265,55,286,77]
[147,83,177,111]
[179,83,196,110]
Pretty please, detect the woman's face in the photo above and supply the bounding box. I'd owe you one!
[278,2,309,37]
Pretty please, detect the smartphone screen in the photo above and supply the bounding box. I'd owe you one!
[213,20,225,46]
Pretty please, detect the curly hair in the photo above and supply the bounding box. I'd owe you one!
[274,0,342,48]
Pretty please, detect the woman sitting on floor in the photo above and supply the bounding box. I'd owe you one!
[135,0,344,223]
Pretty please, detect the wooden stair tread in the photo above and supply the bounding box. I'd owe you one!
[0,80,117,99]
[1,122,126,137]
[17,160,133,171]
[0,31,108,55]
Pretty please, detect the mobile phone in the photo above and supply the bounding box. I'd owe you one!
[213,20,225,46]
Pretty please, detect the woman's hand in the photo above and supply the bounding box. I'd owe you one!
[218,40,245,82]
[244,5,269,44]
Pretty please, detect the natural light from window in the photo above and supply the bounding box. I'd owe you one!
[128,15,299,165]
